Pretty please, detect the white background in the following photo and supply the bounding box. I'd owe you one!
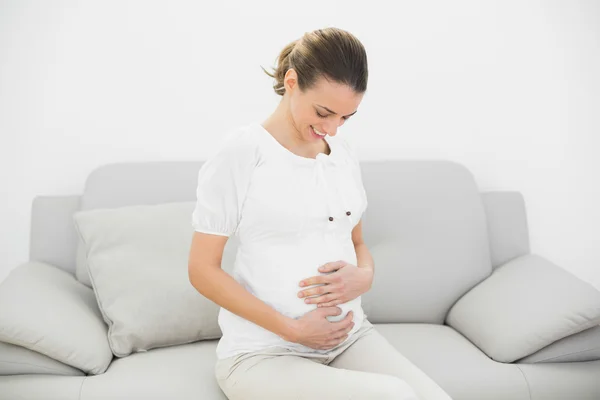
[1,0,598,289]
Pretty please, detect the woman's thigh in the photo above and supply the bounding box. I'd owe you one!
[215,349,418,400]
[328,328,453,400]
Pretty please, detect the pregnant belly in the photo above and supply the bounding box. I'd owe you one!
[252,283,362,321]
[237,238,360,321]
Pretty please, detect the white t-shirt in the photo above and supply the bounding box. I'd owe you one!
[192,122,369,359]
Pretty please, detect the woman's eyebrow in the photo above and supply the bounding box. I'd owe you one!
[315,104,358,118]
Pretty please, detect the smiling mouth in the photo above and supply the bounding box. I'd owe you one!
[310,126,326,137]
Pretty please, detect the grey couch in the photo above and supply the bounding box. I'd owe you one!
[1,160,599,400]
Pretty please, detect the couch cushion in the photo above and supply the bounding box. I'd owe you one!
[517,324,600,363]
[518,360,600,400]
[73,201,223,357]
[79,340,226,400]
[0,375,86,400]
[373,323,530,400]
[75,161,204,288]
[446,254,600,363]
[360,160,493,324]
[0,341,84,376]
[0,262,113,375]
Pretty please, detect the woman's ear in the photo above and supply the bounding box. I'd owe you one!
[284,68,298,92]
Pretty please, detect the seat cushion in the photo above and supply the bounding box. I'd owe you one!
[79,340,226,400]
[0,375,86,400]
[372,323,530,400]
[517,360,600,400]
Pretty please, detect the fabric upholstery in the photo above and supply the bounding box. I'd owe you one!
[446,254,600,362]
[0,262,112,374]
[480,191,530,269]
[517,324,600,363]
[73,202,222,357]
[0,341,84,376]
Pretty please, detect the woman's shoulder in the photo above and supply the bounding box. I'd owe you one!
[214,123,262,151]
[207,122,264,164]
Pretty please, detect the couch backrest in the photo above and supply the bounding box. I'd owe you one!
[357,160,492,323]
[29,160,527,324]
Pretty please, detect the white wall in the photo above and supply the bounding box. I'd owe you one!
[1,0,598,289]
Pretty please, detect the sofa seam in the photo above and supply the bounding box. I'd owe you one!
[78,375,87,400]
[525,346,600,363]
[514,364,532,400]
[0,360,82,375]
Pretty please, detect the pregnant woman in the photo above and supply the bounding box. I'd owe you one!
[188,27,452,400]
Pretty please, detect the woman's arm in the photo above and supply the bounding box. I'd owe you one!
[353,242,375,281]
[352,220,375,275]
[188,231,296,342]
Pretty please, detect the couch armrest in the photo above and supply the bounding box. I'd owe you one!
[0,261,113,375]
[445,254,600,363]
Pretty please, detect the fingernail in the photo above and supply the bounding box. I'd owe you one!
[298,293,304,298]
[304,299,310,303]
[299,282,305,287]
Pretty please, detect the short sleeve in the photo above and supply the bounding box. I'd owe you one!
[191,128,259,237]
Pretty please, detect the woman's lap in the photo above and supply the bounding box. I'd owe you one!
[329,327,452,400]
[215,320,452,400]
[215,350,417,400]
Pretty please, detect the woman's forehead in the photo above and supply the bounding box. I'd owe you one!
[308,80,363,113]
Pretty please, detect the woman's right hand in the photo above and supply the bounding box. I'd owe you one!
[287,307,354,350]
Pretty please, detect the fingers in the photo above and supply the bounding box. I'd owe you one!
[324,335,349,348]
[298,284,330,299]
[331,310,353,324]
[299,275,328,288]
[315,336,348,350]
[318,300,341,308]
[321,330,352,349]
[305,292,339,305]
[330,311,354,330]
[314,310,355,350]
[316,295,342,307]
[318,260,347,273]
[320,306,343,317]
[332,318,355,336]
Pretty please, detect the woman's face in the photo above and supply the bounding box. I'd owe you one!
[285,70,364,142]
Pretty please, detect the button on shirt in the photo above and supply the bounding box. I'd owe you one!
[192,122,369,360]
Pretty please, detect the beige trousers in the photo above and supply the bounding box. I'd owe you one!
[215,318,453,400]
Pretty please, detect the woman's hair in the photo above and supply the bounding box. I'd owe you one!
[262,27,368,96]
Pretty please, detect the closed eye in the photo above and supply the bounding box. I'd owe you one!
[316,111,349,120]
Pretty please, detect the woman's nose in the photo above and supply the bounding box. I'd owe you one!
[325,122,338,137]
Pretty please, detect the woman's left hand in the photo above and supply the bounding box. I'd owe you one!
[297,260,374,308]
